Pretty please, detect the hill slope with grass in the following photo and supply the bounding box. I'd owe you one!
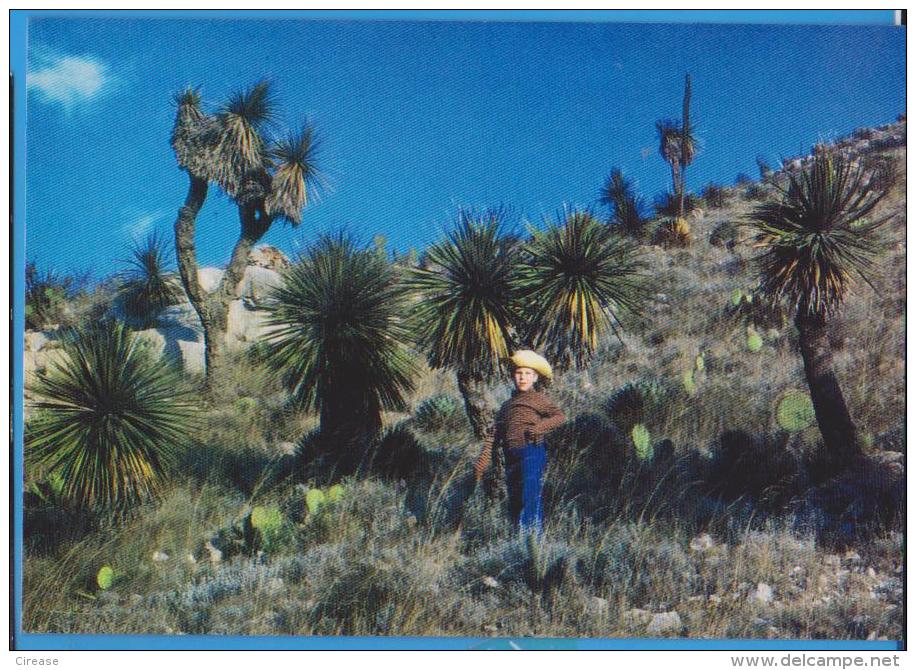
[22,121,905,640]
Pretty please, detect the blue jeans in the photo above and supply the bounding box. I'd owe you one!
[504,442,547,532]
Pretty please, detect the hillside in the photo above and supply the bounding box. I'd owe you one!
[21,121,905,641]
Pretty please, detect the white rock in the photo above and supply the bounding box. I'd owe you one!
[623,608,652,627]
[176,339,205,374]
[205,541,222,564]
[237,266,283,304]
[152,551,170,562]
[689,533,715,552]
[198,267,224,294]
[748,582,774,604]
[482,576,500,589]
[587,596,609,614]
[646,611,682,635]
[277,442,298,456]
[25,330,54,352]
[248,245,290,271]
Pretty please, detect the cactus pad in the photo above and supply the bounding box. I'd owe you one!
[731,288,744,306]
[97,565,114,590]
[695,354,705,372]
[250,504,283,533]
[327,484,344,503]
[306,488,326,514]
[631,423,652,460]
[776,391,816,432]
[682,369,697,395]
[747,331,763,352]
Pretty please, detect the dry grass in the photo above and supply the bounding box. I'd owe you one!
[21,136,904,641]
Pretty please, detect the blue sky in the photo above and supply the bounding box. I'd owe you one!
[24,16,904,279]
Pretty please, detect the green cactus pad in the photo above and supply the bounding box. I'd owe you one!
[743,293,753,304]
[97,565,114,590]
[747,331,763,352]
[327,484,344,503]
[306,488,326,514]
[695,354,705,372]
[250,504,283,532]
[682,369,697,395]
[776,391,816,432]
[731,288,743,306]
[631,423,652,460]
[235,396,258,412]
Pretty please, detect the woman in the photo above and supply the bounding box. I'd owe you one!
[474,350,566,531]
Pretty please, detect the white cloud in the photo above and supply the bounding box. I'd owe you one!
[123,210,164,241]
[27,48,114,109]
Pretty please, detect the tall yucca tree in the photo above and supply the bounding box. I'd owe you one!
[599,168,648,238]
[26,321,197,511]
[516,209,651,371]
[406,209,520,440]
[170,81,324,385]
[747,148,894,470]
[263,234,418,451]
[656,73,698,220]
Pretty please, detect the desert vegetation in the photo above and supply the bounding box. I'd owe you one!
[21,77,905,641]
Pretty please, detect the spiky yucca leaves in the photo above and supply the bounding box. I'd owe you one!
[517,210,651,371]
[263,234,418,448]
[118,230,184,323]
[407,209,519,439]
[26,321,197,511]
[747,148,892,317]
[746,148,893,473]
[213,80,276,200]
[408,210,520,381]
[599,169,648,237]
[265,126,325,225]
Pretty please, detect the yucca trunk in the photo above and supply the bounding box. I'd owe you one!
[174,177,270,387]
[457,369,493,442]
[795,312,860,472]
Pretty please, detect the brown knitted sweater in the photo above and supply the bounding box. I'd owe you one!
[474,390,566,478]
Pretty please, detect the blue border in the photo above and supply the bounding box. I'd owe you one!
[9,8,902,652]
[5,9,898,24]
[14,634,904,651]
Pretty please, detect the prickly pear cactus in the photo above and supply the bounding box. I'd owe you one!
[306,488,326,514]
[631,423,652,460]
[682,369,697,395]
[747,329,763,352]
[251,504,283,533]
[327,484,345,503]
[731,288,744,306]
[776,391,816,432]
[96,565,114,590]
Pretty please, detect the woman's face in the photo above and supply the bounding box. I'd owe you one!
[513,367,539,392]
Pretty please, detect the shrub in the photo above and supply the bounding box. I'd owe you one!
[652,217,692,248]
[26,320,198,511]
[25,262,84,330]
[743,183,769,201]
[412,394,468,433]
[701,183,730,209]
[709,220,739,249]
[653,191,700,218]
[117,231,184,325]
[734,172,753,186]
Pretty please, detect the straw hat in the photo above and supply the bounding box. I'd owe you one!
[509,350,553,380]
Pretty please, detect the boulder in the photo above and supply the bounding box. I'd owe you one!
[646,611,683,635]
[748,582,774,604]
[237,266,283,304]
[248,245,290,271]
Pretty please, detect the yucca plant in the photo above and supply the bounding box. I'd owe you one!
[516,209,651,371]
[746,147,893,471]
[170,81,325,385]
[26,321,197,511]
[25,262,80,330]
[406,209,520,440]
[599,168,649,238]
[263,234,418,451]
[656,73,698,220]
[118,230,184,326]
